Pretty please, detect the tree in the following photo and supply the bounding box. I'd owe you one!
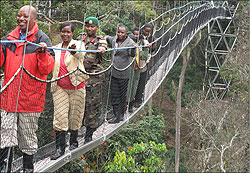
[183,95,249,172]
[175,31,201,172]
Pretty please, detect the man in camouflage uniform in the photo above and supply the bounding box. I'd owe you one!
[78,17,107,143]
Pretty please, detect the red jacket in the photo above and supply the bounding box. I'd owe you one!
[0,23,55,112]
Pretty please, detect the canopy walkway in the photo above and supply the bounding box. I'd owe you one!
[0,1,238,172]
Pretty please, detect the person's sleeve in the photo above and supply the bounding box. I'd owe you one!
[0,44,5,67]
[72,40,86,61]
[144,39,150,53]
[151,36,157,52]
[70,41,89,85]
[37,33,55,75]
[98,36,108,50]
[105,35,113,46]
[129,40,136,57]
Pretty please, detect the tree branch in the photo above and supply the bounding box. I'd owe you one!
[219,129,239,172]
[37,12,55,24]
[59,20,85,25]
[38,13,85,26]
[98,9,117,21]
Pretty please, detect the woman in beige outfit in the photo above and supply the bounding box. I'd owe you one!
[50,22,89,160]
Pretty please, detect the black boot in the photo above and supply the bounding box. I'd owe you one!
[69,130,78,150]
[119,112,124,122]
[0,147,13,173]
[84,127,97,144]
[50,131,66,160]
[23,153,34,173]
[128,101,134,113]
[108,109,123,124]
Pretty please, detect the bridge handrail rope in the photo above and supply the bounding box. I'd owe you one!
[151,5,203,57]
[0,42,150,86]
[0,40,151,52]
[146,1,203,27]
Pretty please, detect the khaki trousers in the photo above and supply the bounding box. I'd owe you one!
[0,110,40,155]
[53,86,86,131]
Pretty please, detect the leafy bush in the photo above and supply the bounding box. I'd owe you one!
[109,113,165,147]
[0,1,19,38]
[105,141,168,172]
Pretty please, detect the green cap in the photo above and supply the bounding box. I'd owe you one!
[85,17,99,26]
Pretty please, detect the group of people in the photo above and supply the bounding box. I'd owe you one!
[0,5,156,172]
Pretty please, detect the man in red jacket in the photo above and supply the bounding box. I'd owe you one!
[0,5,55,173]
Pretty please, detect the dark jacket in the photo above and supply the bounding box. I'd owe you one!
[106,36,136,79]
[0,23,55,112]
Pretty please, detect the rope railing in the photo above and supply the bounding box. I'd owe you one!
[0,43,150,87]
[0,40,150,53]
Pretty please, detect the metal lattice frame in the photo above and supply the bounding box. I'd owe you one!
[203,1,239,100]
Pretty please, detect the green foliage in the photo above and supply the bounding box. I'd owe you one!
[1,0,168,39]
[55,156,88,173]
[0,1,18,38]
[105,141,168,172]
[0,1,39,38]
[105,150,136,172]
[134,1,157,24]
[109,113,165,148]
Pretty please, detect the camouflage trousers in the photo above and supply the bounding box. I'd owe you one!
[83,65,104,128]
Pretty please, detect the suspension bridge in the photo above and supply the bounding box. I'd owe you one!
[0,1,238,172]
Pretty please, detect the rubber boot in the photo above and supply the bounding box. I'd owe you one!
[69,130,78,150]
[128,101,134,113]
[119,111,124,122]
[23,153,34,173]
[50,131,66,160]
[84,127,97,144]
[120,104,125,121]
[0,147,13,173]
[109,109,123,124]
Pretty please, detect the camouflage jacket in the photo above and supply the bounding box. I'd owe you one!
[77,33,107,69]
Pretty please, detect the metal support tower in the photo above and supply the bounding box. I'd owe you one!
[203,1,239,100]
